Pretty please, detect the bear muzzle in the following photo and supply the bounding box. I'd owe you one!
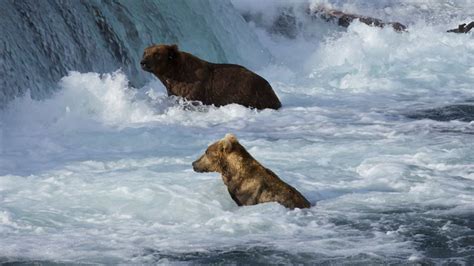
[192,160,204,173]
[140,59,152,72]
[192,157,210,173]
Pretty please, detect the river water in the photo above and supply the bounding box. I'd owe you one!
[1,0,473,264]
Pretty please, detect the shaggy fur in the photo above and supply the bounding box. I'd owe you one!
[192,134,310,209]
[141,44,281,110]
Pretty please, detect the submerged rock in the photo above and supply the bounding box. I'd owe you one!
[406,104,474,122]
[447,22,474,33]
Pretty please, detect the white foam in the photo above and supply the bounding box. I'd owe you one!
[1,1,474,264]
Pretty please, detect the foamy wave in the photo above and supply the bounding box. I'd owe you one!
[3,71,157,130]
[3,71,277,131]
[2,1,474,263]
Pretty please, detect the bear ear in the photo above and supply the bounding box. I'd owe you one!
[168,44,179,60]
[221,138,232,153]
[224,133,237,143]
[221,134,237,153]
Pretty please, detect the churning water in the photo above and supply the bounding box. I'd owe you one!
[1,0,473,264]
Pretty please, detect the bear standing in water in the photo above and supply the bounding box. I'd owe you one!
[140,44,281,110]
[192,134,311,209]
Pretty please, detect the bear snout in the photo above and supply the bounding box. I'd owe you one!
[192,156,211,173]
[140,59,152,71]
[192,160,204,173]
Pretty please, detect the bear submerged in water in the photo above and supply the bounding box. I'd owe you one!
[140,44,281,110]
[192,134,311,209]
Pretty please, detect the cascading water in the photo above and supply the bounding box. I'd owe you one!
[1,0,473,264]
[0,0,269,107]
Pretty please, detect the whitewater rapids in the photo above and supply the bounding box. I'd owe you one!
[1,0,473,264]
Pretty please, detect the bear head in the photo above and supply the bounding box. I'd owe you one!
[140,44,179,75]
[192,134,239,173]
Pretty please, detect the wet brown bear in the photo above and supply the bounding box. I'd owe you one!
[192,134,311,209]
[140,44,281,110]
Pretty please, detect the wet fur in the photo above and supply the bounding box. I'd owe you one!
[192,134,310,209]
[141,44,281,110]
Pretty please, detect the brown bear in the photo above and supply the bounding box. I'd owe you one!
[140,44,281,110]
[192,134,311,209]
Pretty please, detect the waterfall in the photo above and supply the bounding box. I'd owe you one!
[0,0,270,107]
